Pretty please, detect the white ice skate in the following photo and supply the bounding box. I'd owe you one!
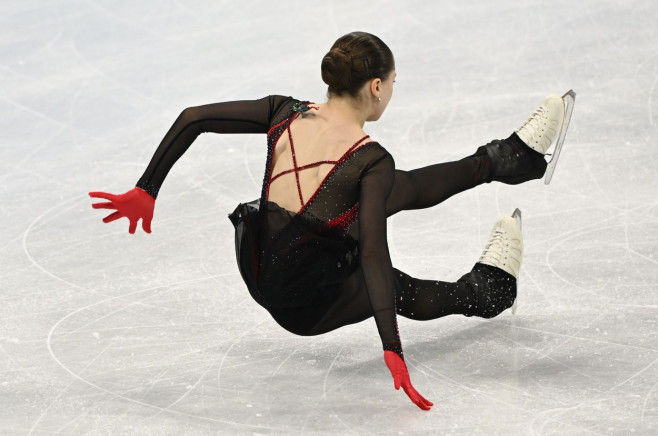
[478,209,523,314]
[515,90,576,184]
[479,209,523,278]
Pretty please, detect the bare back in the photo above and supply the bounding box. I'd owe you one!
[267,104,371,213]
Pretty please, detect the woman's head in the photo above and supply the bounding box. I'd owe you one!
[321,32,395,101]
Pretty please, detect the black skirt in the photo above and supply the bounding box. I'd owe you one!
[229,200,359,334]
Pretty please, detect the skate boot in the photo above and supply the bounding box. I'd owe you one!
[460,209,523,318]
[515,95,565,154]
[475,95,566,185]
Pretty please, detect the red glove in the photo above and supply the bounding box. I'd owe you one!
[89,188,155,234]
[384,351,433,411]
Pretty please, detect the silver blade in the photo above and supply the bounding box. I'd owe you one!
[511,208,522,315]
[544,89,576,184]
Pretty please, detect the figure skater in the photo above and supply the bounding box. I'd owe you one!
[90,31,567,410]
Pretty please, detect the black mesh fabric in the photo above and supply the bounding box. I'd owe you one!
[137,96,296,198]
[231,100,404,356]
[138,95,518,361]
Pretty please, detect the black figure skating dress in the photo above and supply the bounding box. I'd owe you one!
[136,96,405,356]
[136,95,518,360]
[229,100,403,355]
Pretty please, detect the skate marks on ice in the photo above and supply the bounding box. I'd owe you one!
[17,198,294,433]
[41,279,297,433]
[27,194,373,433]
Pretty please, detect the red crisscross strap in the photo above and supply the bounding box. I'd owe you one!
[268,113,370,212]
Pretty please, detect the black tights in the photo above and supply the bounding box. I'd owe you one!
[386,153,491,216]
[303,153,501,336]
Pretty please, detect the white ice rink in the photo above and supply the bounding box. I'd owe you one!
[2,1,657,434]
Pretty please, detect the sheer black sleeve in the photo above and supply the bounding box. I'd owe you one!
[358,154,404,359]
[136,95,296,198]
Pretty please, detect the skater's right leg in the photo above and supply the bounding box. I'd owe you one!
[385,95,566,216]
[474,95,565,185]
[385,155,490,216]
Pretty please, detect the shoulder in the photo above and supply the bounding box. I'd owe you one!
[361,141,395,166]
[347,141,395,179]
[365,141,392,157]
[265,95,299,126]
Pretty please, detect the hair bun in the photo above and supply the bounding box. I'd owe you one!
[321,47,352,90]
[321,32,394,98]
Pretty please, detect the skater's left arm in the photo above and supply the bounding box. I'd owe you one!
[89,95,296,233]
[136,95,295,198]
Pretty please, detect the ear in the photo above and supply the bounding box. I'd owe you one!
[369,78,382,99]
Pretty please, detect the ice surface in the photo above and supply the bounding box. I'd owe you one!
[1,1,657,434]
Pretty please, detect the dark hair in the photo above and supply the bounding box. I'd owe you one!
[321,32,395,98]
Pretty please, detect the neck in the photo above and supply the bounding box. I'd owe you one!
[325,95,370,127]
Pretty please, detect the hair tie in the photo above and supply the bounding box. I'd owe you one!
[361,57,370,72]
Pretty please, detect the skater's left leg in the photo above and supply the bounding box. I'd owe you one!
[310,210,523,332]
[305,262,516,335]
[392,269,478,320]
[303,265,477,336]
[396,210,523,320]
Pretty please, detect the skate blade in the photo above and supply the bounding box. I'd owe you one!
[511,208,522,228]
[511,208,521,315]
[544,89,576,185]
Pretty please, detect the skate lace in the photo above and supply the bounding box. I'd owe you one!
[480,229,506,263]
[518,105,548,138]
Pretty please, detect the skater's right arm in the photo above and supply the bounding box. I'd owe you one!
[358,153,433,411]
[89,95,296,234]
